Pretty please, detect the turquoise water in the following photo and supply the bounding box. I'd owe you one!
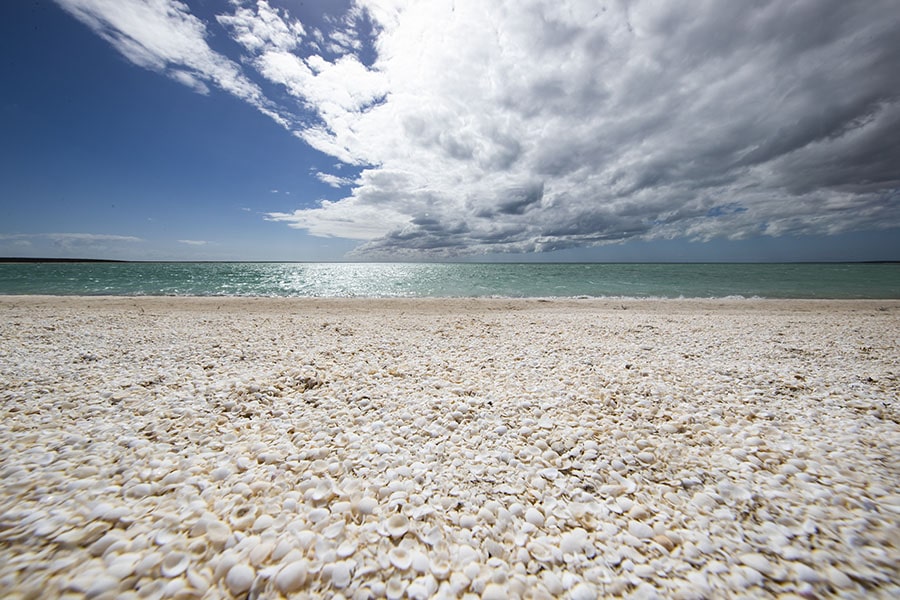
[0,262,898,299]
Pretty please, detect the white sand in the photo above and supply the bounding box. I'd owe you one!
[0,296,898,599]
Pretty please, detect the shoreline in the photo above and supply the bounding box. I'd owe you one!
[3,294,899,313]
[1,295,898,597]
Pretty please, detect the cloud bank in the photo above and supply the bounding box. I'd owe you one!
[0,233,144,253]
[57,0,900,257]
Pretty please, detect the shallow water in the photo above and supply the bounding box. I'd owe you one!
[0,262,898,298]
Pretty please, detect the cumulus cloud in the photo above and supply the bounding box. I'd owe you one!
[58,0,900,257]
[315,171,354,188]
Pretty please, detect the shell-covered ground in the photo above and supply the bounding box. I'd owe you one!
[0,297,898,599]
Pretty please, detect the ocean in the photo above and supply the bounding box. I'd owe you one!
[0,262,898,299]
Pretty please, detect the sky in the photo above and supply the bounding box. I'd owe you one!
[1,0,899,262]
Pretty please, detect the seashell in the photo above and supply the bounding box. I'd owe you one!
[271,538,295,562]
[251,514,274,532]
[205,520,230,546]
[406,577,436,600]
[315,537,336,563]
[331,560,351,588]
[56,522,110,547]
[410,550,430,573]
[431,555,451,579]
[627,504,651,520]
[482,582,507,600]
[135,551,164,578]
[355,496,379,515]
[249,540,274,566]
[274,560,308,593]
[739,552,773,575]
[229,505,257,531]
[84,575,120,598]
[524,508,544,527]
[89,531,124,557]
[161,551,190,578]
[385,514,410,538]
[652,534,676,552]
[634,564,656,578]
[527,540,554,563]
[637,452,656,464]
[154,530,178,546]
[125,483,153,499]
[323,521,345,539]
[88,502,116,522]
[690,492,718,510]
[306,479,334,503]
[389,547,412,570]
[292,529,317,551]
[225,564,255,595]
[560,529,588,554]
[418,525,442,547]
[187,536,208,557]
[386,575,406,600]
[793,563,823,583]
[310,459,329,473]
[477,507,496,525]
[337,540,357,558]
[598,484,626,497]
[210,466,232,481]
[462,561,479,581]
[718,481,752,504]
[107,552,141,579]
[308,508,330,524]
[569,582,597,600]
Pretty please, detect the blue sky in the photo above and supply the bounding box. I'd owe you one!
[1,1,898,262]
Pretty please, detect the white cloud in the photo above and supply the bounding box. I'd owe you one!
[266,0,900,257]
[177,239,210,246]
[57,0,900,257]
[215,0,305,54]
[315,172,353,188]
[0,233,144,251]
[0,233,143,243]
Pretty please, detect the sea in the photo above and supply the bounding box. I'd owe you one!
[0,262,898,299]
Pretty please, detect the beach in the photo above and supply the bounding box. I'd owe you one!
[1,296,898,599]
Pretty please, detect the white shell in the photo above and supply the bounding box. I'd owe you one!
[225,564,255,594]
[430,555,451,579]
[385,514,410,538]
[524,508,544,527]
[229,505,257,530]
[386,576,406,600]
[251,514,274,532]
[331,560,352,588]
[355,496,379,515]
[308,508,330,524]
[160,551,190,578]
[389,547,412,570]
[205,520,231,545]
[482,583,507,600]
[274,560,308,594]
[569,582,597,600]
[628,521,653,539]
